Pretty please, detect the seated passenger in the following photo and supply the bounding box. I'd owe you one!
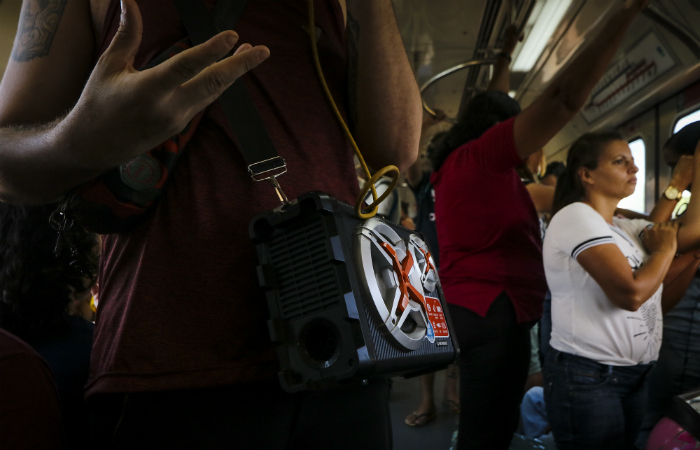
[543,131,700,449]
[0,203,99,450]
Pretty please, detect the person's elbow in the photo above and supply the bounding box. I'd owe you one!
[361,134,420,174]
[394,142,420,174]
[607,287,647,312]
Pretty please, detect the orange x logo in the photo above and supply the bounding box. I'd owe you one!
[379,242,428,314]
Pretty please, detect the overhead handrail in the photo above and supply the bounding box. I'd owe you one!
[642,6,700,59]
[420,59,496,123]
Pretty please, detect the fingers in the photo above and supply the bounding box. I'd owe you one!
[153,31,241,89]
[177,45,270,107]
[656,221,680,233]
[234,43,252,55]
[102,0,144,69]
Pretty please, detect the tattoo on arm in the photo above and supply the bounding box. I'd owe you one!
[346,11,360,130]
[12,0,68,62]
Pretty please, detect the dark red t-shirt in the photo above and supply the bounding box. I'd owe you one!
[87,0,358,397]
[430,119,546,323]
[0,329,63,449]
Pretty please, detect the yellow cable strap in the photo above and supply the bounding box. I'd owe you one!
[307,0,400,219]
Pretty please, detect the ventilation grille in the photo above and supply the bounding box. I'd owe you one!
[268,218,341,321]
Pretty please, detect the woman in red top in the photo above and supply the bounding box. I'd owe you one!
[427,1,651,448]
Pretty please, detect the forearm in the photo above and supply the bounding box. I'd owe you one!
[661,252,700,314]
[622,250,676,310]
[0,122,103,204]
[677,157,700,252]
[551,3,641,113]
[525,183,554,214]
[648,198,677,222]
[513,2,644,159]
[649,171,690,222]
[486,55,511,94]
[346,0,421,173]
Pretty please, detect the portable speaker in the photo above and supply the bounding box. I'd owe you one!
[250,192,459,392]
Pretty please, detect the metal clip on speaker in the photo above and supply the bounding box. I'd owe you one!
[248,156,290,206]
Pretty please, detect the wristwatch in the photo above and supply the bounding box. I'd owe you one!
[664,185,683,201]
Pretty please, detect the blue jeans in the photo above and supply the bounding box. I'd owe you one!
[636,275,700,448]
[544,348,654,450]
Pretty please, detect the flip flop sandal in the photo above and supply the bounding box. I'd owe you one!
[404,411,437,427]
[444,399,460,414]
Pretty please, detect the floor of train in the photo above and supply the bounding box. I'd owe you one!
[389,374,557,449]
[389,372,457,449]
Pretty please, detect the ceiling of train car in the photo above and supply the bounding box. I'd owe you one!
[519,0,700,160]
[392,0,488,121]
[394,0,539,123]
[398,0,700,162]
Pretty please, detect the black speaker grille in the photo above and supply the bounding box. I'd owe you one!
[268,218,341,321]
[364,294,455,374]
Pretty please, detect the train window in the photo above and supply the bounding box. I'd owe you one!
[674,109,700,133]
[617,138,646,213]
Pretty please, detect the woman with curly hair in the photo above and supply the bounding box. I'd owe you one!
[0,202,99,450]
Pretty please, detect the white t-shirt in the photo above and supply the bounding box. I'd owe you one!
[543,202,662,365]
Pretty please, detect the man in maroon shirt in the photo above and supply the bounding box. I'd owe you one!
[0,0,421,448]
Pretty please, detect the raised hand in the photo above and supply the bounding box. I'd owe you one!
[58,0,270,170]
[502,25,523,56]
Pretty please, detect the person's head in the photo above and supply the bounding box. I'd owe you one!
[541,161,566,187]
[663,122,700,167]
[553,131,634,215]
[427,91,521,171]
[0,203,99,342]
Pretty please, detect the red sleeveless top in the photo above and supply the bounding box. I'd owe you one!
[87,0,357,397]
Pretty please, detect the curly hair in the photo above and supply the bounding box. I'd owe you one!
[0,203,98,343]
[427,91,522,171]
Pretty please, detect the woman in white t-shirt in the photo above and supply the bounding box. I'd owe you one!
[542,131,700,449]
